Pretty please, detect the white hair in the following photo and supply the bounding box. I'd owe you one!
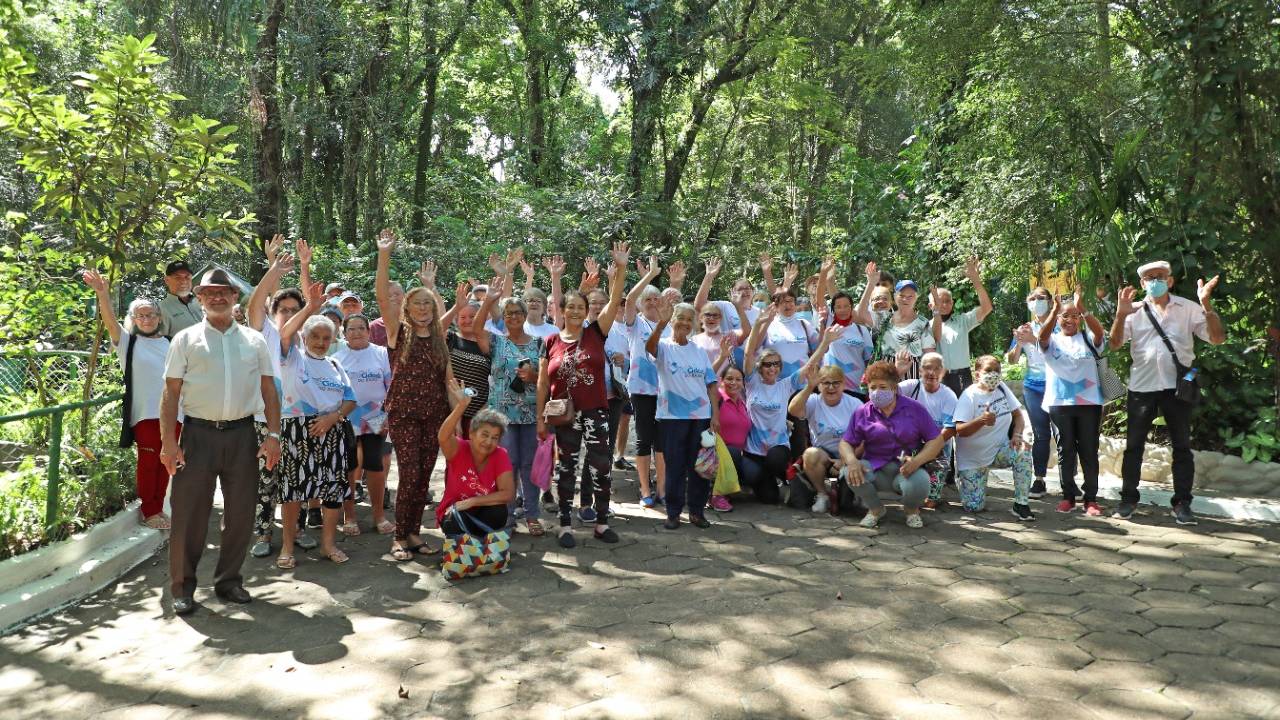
[640,285,661,301]
[672,302,697,321]
[302,314,336,340]
[127,298,159,317]
[921,352,944,368]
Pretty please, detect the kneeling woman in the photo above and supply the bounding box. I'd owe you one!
[952,355,1035,520]
[276,298,358,568]
[839,361,945,528]
[436,379,516,536]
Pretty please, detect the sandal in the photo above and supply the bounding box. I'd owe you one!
[527,519,545,537]
[390,542,436,562]
[375,519,395,535]
[142,513,171,530]
[339,522,361,537]
[275,555,296,570]
[324,549,350,564]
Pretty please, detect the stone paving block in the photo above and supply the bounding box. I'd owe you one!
[916,671,1014,706]
[1000,612,1088,640]
[1153,652,1254,684]
[930,643,1016,674]
[827,678,923,717]
[1074,659,1174,692]
[1214,620,1280,647]
[947,579,1017,600]
[1194,584,1275,606]
[1078,689,1192,719]
[991,695,1103,719]
[941,598,1021,622]
[1077,630,1165,662]
[1140,608,1225,629]
[1133,588,1211,609]
[932,617,1018,647]
[998,636,1094,669]
[1161,681,1280,719]
[1073,608,1157,634]
[1008,592,1090,615]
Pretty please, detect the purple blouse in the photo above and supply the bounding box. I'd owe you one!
[841,394,940,470]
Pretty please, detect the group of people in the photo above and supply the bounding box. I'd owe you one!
[86,235,1225,614]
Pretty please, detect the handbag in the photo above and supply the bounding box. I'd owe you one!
[1143,303,1200,405]
[694,445,719,480]
[542,396,575,426]
[1081,332,1126,403]
[440,507,512,581]
[531,434,556,491]
[118,334,138,448]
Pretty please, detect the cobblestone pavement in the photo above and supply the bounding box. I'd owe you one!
[2,469,1279,720]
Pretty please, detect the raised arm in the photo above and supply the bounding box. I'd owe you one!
[544,255,566,325]
[798,324,844,380]
[1108,286,1136,350]
[742,304,777,376]
[1037,296,1061,349]
[623,255,661,325]
[437,377,470,460]
[519,257,535,293]
[296,236,313,296]
[1197,275,1226,345]
[788,365,819,418]
[472,276,505,355]
[1006,325,1030,364]
[375,229,400,344]
[666,260,687,294]
[247,241,292,331]
[280,282,326,355]
[759,253,777,295]
[694,258,722,314]
[646,295,674,358]
[853,261,879,326]
[417,260,448,322]
[82,269,123,346]
[596,242,632,335]
[929,286,944,346]
[966,257,993,322]
[439,279,470,332]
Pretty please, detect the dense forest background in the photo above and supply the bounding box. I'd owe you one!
[1,0,1277,455]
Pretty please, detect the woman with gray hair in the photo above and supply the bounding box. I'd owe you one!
[436,382,516,535]
[273,283,358,569]
[473,280,546,534]
[83,269,182,529]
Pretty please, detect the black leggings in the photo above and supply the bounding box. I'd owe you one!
[631,393,661,456]
[553,407,613,527]
[440,505,509,536]
[741,446,789,504]
[1050,405,1102,502]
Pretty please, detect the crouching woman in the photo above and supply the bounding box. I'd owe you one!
[436,378,516,536]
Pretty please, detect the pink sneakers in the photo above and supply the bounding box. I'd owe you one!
[1056,499,1076,513]
[709,495,733,512]
[1084,502,1104,517]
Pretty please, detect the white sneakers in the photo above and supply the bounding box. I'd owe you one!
[811,494,830,514]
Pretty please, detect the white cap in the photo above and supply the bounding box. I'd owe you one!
[1136,261,1171,278]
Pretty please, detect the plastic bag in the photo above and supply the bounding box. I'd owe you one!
[531,435,556,491]
[694,445,718,480]
[712,434,740,496]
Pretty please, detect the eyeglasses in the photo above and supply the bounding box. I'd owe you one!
[702,313,721,318]
[819,381,842,387]
[132,313,159,321]
[760,361,782,368]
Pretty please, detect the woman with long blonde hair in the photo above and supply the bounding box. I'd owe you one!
[375,229,456,561]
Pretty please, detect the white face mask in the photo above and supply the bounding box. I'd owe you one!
[1027,299,1048,316]
[978,371,1002,390]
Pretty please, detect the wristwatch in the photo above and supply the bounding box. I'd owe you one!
[266,432,282,440]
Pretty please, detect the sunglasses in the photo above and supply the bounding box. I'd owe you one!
[760,361,782,368]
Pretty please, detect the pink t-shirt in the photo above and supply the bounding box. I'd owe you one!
[718,388,750,450]
[436,439,513,524]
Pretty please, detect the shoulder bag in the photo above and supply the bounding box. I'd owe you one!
[542,335,576,426]
[118,334,138,448]
[1081,332,1127,403]
[1142,303,1200,405]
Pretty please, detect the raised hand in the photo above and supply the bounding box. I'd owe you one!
[760,302,778,325]
[375,229,395,253]
[1116,286,1138,316]
[543,255,566,277]
[964,256,981,281]
[488,252,508,275]
[296,236,314,267]
[864,260,879,284]
[583,256,600,277]
[304,281,325,308]
[782,262,799,290]
[1197,275,1220,307]
[822,324,846,345]
[518,258,535,280]
[418,260,437,289]
[446,376,470,407]
[488,275,506,297]
[610,241,631,269]
[758,252,774,274]
[271,252,296,275]
[579,269,600,294]
[1014,323,1035,344]
[705,257,723,278]
[455,279,471,304]
[668,260,687,289]
[658,294,675,323]
[639,254,660,279]
[81,268,109,295]
[266,233,285,264]
[929,285,942,310]
[821,256,836,278]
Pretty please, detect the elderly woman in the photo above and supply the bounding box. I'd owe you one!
[274,284,358,568]
[376,229,456,560]
[446,297,492,434]
[739,305,839,503]
[764,287,819,377]
[898,353,959,509]
[789,365,863,513]
[521,287,560,340]
[1038,292,1107,516]
[537,243,631,548]
[692,300,748,374]
[474,280,546,535]
[334,313,393,535]
[435,380,515,535]
[622,257,667,508]
[646,299,721,529]
[83,270,181,529]
[822,291,874,394]
[1005,286,1055,499]
[953,355,1036,520]
[838,361,945,529]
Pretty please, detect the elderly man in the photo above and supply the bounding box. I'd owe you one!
[931,257,994,397]
[160,267,281,615]
[337,292,363,318]
[1109,260,1224,525]
[158,260,204,338]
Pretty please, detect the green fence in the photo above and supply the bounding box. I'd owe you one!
[0,393,124,528]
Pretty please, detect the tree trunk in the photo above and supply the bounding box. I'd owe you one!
[251,0,286,266]
[410,61,442,237]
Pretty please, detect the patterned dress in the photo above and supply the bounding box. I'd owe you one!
[387,325,451,540]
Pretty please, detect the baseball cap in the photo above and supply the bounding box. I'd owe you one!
[325,282,345,294]
[165,260,193,276]
[338,292,362,305]
[894,280,919,293]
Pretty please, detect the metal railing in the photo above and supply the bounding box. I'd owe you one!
[0,393,124,529]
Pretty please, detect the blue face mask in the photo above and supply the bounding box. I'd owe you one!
[795,310,814,324]
[1144,279,1169,299]
[753,301,767,310]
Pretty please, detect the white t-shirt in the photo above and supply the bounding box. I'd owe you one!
[626,315,671,396]
[1122,295,1210,392]
[765,314,818,377]
[115,329,182,424]
[952,382,1022,471]
[653,338,716,420]
[899,379,958,429]
[805,393,863,454]
[744,370,806,455]
[711,300,759,333]
[938,308,981,371]
[1042,332,1103,407]
[333,343,393,433]
[279,344,356,419]
[524,320,561,341]
[822,321,873,390]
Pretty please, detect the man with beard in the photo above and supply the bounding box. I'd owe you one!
[158,260,204,339]
[930,257,993,397]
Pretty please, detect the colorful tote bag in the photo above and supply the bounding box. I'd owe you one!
[440,508,512,581]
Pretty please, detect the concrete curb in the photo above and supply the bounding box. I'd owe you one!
[0,500,165,635]
[989,468,1280,522]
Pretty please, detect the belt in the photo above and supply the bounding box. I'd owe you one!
[185,416,254,431]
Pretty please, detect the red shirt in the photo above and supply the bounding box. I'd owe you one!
[545,323,608,412]
[369,317,388,347]
[436,439,513,524]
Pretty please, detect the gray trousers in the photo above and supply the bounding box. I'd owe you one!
[849,459,930,511]
[169,420,259,597]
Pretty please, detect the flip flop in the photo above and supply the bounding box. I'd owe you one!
[526,519,546,537]
[375,519,395,535]
[275,555,296,569]
[325,549,350,564]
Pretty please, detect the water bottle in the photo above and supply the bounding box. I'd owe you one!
[1182,367,1198,383]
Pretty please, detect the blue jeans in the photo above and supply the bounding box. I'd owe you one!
[502,423,539,521]
[1023,385,1054,478]
[660,418,710,521]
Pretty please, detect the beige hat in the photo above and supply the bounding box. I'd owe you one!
[1136,261,1171,278]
